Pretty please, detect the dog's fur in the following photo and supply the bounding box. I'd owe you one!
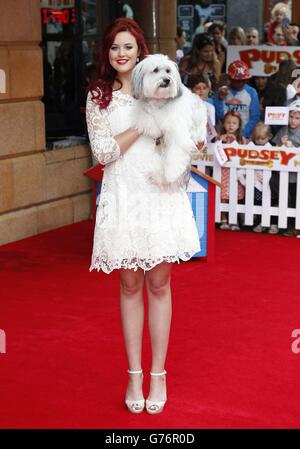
[131,54,207,185]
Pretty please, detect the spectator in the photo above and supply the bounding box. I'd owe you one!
[249,76,268,119]
[208,23,227,73]
[267,2,290,44]
[186,72,216,127]
[250,123,273,233]
[267,59,297,106]
[272,99,300,237]
[214,60,260,139]
[228,26,246,45]
[175,26,186,65]
[286,70,300,106]
[262,78,287,136]
[271,25,287,46]
[179,33,221,90]
[284,22,300,45]
[245,27,260,45]
[218,111,247,231]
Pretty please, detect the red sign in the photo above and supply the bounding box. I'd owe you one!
[42,7,76,25]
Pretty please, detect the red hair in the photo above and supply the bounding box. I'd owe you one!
[88,18,149,109]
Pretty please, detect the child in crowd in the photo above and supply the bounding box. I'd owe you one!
[250,123,274,233]
[214,60,260,139]
[272,99,300,237]
[219,111,248,231]
[187,73,216,127]
[267,2,290,45]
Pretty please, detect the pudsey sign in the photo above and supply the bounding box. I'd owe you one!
[227,45,300,77]
[265,107,289,125]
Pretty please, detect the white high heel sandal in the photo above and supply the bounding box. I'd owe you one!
[125,369,145,414]
[146,370,167,414]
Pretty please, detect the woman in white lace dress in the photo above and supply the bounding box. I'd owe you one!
[86,18,203,414]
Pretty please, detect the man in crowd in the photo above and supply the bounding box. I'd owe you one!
[245,27,260,45]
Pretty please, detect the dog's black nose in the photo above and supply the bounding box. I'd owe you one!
[163,78,170,85]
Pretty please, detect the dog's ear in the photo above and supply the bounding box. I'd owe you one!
[131,61,144,99]
[170,61,183,97]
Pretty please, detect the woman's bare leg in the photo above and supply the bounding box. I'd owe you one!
[120,268,145,401]
[145,262,172,401]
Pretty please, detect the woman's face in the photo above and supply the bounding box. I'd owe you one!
[290,24,299,40]
[255,76,268,91]
[224,115,240,134]
[109,31,139,74]
[198,44,214,62]
[229,35,243,45]
[212,28,223,44]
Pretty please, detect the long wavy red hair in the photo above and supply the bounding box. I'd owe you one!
[88,18,149,109]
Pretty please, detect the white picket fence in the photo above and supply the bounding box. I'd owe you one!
[194,145,300,229]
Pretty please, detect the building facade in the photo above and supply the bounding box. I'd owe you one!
[0,0,299,245]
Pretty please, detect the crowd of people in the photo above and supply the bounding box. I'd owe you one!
[176,2,300,238]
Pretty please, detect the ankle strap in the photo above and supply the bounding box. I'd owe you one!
[127,369,143,374]
[150,370,167,376]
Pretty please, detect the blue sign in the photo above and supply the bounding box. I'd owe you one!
[187,172,208,257]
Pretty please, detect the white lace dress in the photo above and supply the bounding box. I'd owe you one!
[86,89,200,274]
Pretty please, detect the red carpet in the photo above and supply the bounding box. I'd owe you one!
[0,221,300,429]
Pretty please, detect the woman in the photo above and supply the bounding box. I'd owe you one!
[228,26,246,45]
[86,18,203,414]
[175,25,186,64]
[271,25,287,46]
[179,33,221,90]
[208,23,227,73]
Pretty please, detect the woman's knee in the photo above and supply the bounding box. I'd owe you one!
[146,273,171,298]
[120,270,144,296]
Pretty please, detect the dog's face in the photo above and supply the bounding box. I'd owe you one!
[132,54,183,100]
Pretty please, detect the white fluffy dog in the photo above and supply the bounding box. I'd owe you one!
[131,53,207,185]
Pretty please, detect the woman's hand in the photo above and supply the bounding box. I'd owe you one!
[132,112,162,139]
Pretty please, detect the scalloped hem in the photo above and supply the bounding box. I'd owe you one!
[89,250,199,274]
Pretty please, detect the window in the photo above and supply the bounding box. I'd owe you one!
[177,0,227,47]
[41,0,100,144]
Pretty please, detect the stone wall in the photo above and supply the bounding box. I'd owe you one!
[0,0,92,245]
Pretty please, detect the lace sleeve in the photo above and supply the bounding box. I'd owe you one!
[86,92,121,165]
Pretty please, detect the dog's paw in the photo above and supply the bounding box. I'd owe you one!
[164,164,187,184]
[132,114,162,139]
[147,171,166,186]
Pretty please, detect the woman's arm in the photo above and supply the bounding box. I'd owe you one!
[213,59,221,81]
[114,128,141,156]
[86,93,141,164]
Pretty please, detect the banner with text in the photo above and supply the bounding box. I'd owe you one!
[226,45,300,77]
[192,142,300,171]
